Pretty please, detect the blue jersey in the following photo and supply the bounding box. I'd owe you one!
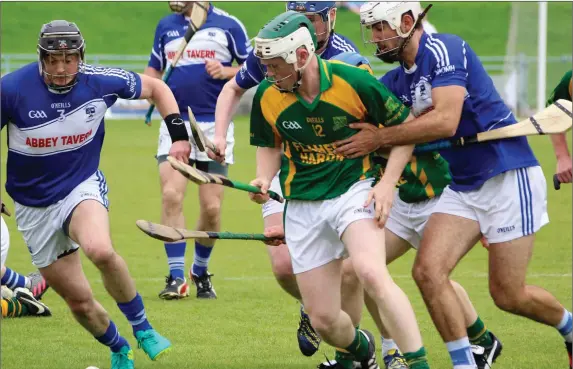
[1,62,142,207]
[235,32,357,90]
[380,32,539,191]
[148,5,251,121]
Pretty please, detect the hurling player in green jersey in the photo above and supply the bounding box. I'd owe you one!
[547,70,572,185]
[248,11,432,369]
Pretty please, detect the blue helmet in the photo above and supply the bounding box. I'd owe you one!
[286,2,336,21]
[330,52,374,74]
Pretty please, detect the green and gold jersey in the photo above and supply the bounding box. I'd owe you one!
[546,70,572,106]
[376,151,452,204]
[250,57,410,201]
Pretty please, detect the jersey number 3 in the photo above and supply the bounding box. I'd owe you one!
[57,109,66,122]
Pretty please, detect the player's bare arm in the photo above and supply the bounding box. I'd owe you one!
[211,78,248,162]
[143,66,163,80]
[205,59,242,80]
[250,146,282,204]
[375,85,466,146]
[335,86,465,157]
[547,71,573,184]
[551,133,572,183]
[366,139,415,228]
[138,73,191,162]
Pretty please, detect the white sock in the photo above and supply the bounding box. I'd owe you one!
[446,337,477,368]
[381,336,399,357]
[555,309,573,343]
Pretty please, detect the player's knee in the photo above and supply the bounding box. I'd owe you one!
[84,244,115,269]
[66,291,96,317]
[200,202,221,224]
[341,260,360,290]
[161,186,185,212]
[355,264,391,298]
[270,250,294,281]
[412,258,443,289]
[308,308,339,336]
[489,283,523,313]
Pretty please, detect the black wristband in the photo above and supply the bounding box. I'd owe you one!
[164,113,189,143]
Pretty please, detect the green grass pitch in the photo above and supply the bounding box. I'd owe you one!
[0,117,571,369]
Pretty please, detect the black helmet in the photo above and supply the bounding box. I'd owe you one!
[37,20,85,93]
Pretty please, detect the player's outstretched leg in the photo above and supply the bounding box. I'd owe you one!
[488,235,572,369]
[451,281,503,368]
[68,199,171,361]
[158,159,190,300]
[39,251,135,369]
[189,161,229,299]
[343,220,430,369]
[263,206,322,357]
[375,227,502,369]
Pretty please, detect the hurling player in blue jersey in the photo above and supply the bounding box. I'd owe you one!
[1,20,192,369]
[332,3,573,369]
[209,2,358,358]
[144,1,252,301]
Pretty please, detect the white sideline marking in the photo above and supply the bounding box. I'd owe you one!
[92,273,572,283]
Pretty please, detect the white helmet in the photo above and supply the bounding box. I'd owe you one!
[359,2,423,61]
[254,11,317,91]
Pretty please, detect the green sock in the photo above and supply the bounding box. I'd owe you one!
[404,347,430,369]
[344,329,369,361]
[467,317,493,346]
[334,349,355,369]
[7,298,29,317]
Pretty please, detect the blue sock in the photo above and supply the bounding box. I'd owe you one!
[95,320,130,353]
[556,309,573,342]
[164,241,186,279]
[117,293,152,335]
[192,241,213,277]
[1,267,29,290]
[446,337,476,368]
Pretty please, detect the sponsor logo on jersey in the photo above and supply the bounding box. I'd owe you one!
[167,49,216,60]
[24,129,93,148]
[28,110,47,119]
[167,30,180,38]
[332,116,347,131]
[497,225,515,233]
[85,105,96,122]
[306,117,324,124]
[282,120,302,130]
[435,65,455,76]
[51,102,71,109]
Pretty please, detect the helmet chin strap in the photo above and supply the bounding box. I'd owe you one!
[275,54,314,93]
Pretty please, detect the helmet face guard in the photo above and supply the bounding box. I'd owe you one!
[37,20,85,94]
[286,1,336,50]
[359,2,422,63]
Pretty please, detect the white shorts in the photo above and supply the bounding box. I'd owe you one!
[156,120,235,164]
[1,216,9,266]
[262,172,285,219]
[433,166,549,243]
[385,193,440,249]
[284,179,376,274]
[14,170,109,268]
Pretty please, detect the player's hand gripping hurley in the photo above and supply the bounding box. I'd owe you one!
[144,1,209,125]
